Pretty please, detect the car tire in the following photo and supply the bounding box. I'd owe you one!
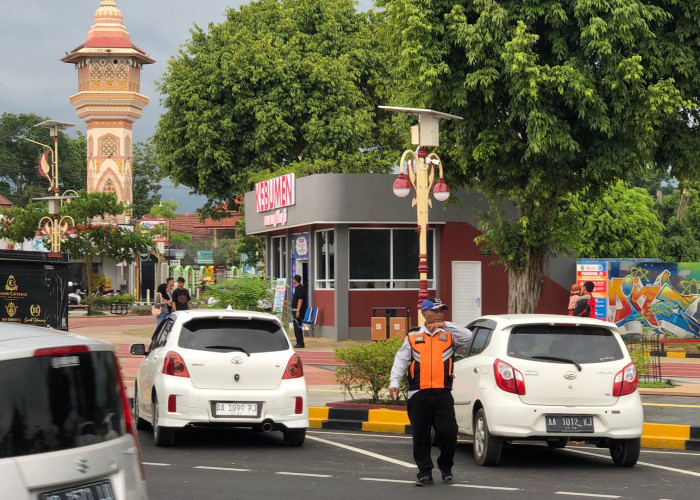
[609,437,640,467]
[133,387,149,431]
[283,428,306,447]
[152,397,175,447]
[547,438,568,449]
[473,408,502,466]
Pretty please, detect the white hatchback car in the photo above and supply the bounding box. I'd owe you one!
[0,323,148,500]
[452,315,643,467]
[130,309,309,447]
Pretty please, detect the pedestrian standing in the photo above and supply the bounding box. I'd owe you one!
[567,283,582,315]
[573,281,596,317]
[171,277,191,311]
[389,297,472,486]
[291,274,307,348]
[156,278,173,323]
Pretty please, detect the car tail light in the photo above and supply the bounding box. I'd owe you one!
[162,351,190,377]
[493,359,526,395]
[283,353,304,379]
[295,396,303,414]
[613,362,637,396]
[113,352,145,480]
[34,345,89,357]
[168,394,177,413]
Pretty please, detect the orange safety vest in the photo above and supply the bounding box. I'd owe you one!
[408,330,455,391]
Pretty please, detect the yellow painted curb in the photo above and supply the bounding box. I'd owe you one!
[666,351,686,358]
[308,419,323,429]
[367,408,410,425]
[309,407,329,420]
[362,421,407,434]
[643,423,690,439]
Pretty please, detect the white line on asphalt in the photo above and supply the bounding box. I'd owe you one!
[359,478,415,484]
[142,462,170,467]
[564,448,700,477]
[452,484,520,491]
[306,435,415,468]
[568,445,700,457]
[555,492,619,498]
[193,466,251,472]
[275,472,332,478]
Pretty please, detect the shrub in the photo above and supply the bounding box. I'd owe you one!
[334,337,407,404]
[202,276,274,312]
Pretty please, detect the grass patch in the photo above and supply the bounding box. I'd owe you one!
[124,327,156,339]
[638,380,676,388]
[87,310,106,316]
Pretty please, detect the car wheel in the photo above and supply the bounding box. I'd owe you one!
[547,438,568,449]
[473,408,502,466]
[283,428,306,447]
[609,438,640,467]
[133,387,149,431]
[152,397,175,447]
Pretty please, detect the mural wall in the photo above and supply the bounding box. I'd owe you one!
[607,261,700,339]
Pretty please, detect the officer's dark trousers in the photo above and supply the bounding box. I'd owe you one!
[406,389,458,478]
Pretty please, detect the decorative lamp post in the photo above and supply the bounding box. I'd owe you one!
[379,106,462,324]
[36,214,78,253]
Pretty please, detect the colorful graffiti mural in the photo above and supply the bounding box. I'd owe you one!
[607,262,700,339]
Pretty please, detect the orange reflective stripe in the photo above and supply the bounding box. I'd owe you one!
[408,331,453,390]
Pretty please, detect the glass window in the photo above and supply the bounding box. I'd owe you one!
[271,236,286,280]
[315,230,335,289]
[178,318,290,353]
[349,228,434,289]
[0,351,125,458]
[507,325,623,364]
[468,328,493,356]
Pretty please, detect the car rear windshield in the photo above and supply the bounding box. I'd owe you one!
[0,351,125,458]
[178,318,289,353]
[507,325,624,364]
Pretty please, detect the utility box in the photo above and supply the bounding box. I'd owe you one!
[0,250,69,330]
[389,317,408,339]
[370,317,387,341]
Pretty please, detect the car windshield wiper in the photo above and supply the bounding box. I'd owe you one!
[204,345,250,356]
[531,355,581,372]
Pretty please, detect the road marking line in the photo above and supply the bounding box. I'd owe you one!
[275,472,332,478]
[306,435,415,468]
[564,448,700,477]
[555,492,619,498]
[142,462,170,466]
[568,446,700,457]
[452,484,520,491]
[193,466,251,472]
[359,478,415,484]
[642,402,700,409]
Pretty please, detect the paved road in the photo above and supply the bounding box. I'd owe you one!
[138,428,700,500]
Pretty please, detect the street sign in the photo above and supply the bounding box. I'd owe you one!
[196,250,214,265]
[170,259,180,267]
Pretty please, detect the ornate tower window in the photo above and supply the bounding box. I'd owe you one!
[91,65,102,90]
[105,179,115,192]
[100,136,118,156]
[116,64,128,91]
[104,64,115,90]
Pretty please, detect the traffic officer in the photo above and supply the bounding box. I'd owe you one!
[389,297,472,486]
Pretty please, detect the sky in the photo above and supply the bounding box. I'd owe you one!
[0,1,373,212]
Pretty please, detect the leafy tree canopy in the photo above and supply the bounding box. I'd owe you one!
[379,0,700,312]
[0,112,86,206]
[155,0,399,211]
[131,140,163,218]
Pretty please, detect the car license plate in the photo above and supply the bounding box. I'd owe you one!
[212,402,259,417]
[40,480,114,500]
[545,415,594,433]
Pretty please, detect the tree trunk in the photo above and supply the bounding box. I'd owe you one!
[83,254,94,313]
[507,247,548,313]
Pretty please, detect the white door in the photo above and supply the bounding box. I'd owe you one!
[451,261,482,326]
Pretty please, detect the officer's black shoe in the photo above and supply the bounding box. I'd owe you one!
[293,344,305,348]
[415,475,433,487]
[441,472,454,484]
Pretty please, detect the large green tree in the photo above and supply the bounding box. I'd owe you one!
[380,0,700,312]
[154,0,399,211]
[131,140,163,219]
[0,112,86,206]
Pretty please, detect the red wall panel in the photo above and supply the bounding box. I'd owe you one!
[313,290,334,326]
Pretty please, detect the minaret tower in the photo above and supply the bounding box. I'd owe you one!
[62,0,154,222]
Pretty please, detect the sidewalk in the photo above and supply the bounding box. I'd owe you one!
[69,313,700,449]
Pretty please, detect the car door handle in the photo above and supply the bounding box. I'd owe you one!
[473,368,478,374]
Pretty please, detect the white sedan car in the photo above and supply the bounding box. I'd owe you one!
[130,309,308,447]
[453,315,643,467]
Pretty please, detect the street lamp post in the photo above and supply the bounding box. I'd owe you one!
[379,106,462,325]
[36,214,78,253]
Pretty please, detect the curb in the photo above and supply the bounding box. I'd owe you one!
[650,351,700,359]
[309,407,700,450]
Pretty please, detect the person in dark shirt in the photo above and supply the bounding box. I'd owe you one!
[157,278,174,313]
[171,277,191,311]
[291,274,307,348]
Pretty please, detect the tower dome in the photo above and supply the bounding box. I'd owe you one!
[85,0,131,47]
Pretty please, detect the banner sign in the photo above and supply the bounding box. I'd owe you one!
[255,173,295,213]
[272,278,287,315]
[292,233,309,259]
[576,260,608,319]
[138,219,168,243]
[196,250,214,265]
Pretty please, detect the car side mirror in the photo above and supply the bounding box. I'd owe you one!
[130,344,146,356]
